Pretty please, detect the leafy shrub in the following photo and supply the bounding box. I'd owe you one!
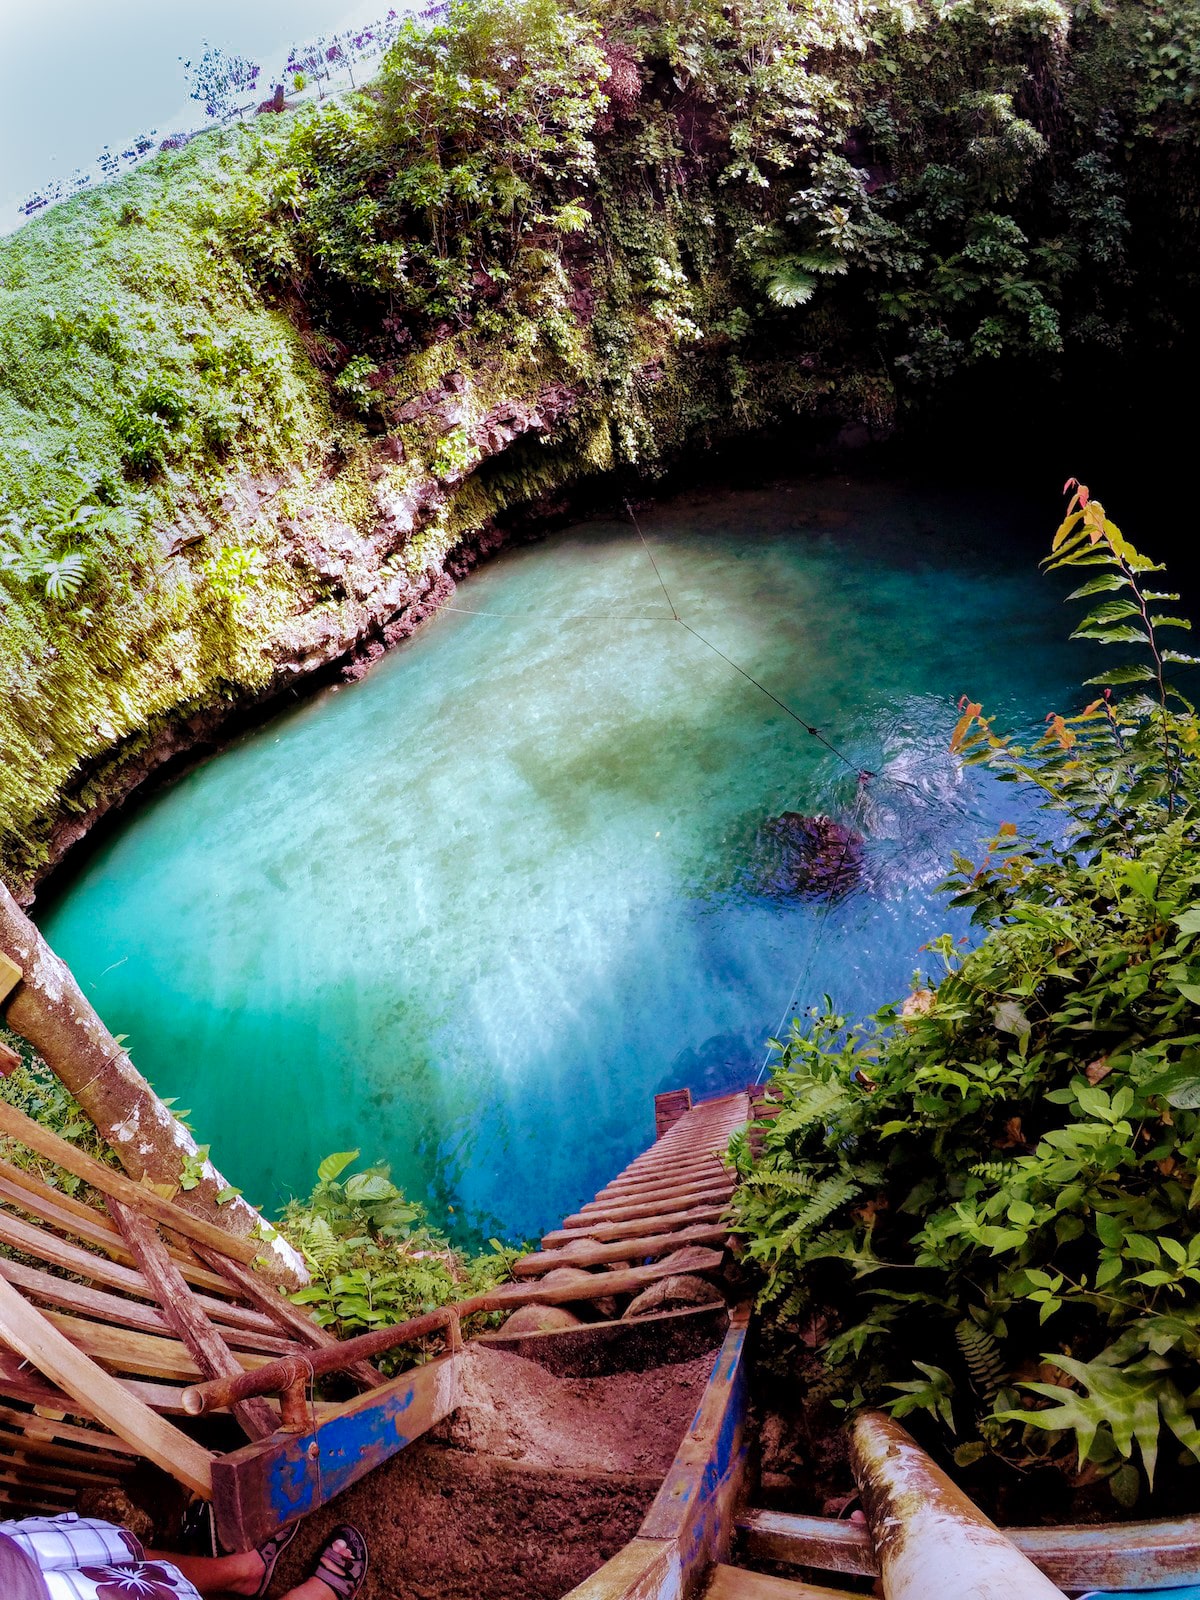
[115,409,170,477]
[332,354,382,413]
[278,1151,520,1367]
[731,486,1200,1506]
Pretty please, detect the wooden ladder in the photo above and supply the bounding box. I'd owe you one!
[514,1088,748,1288]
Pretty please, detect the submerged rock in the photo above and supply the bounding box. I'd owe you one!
[755,812,865,900]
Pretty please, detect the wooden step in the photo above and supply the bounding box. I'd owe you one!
[541,1203,726,1248]
[485,1246,724,1307]
[571,1181,733,1225]
[608,1151,733,1183]
[592,1171,735,1207]
[514,1223,728,1277]
[706,1564,859,1600]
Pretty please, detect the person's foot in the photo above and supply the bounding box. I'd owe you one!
[219,1548,272,1597]
[286,1527,368,1600]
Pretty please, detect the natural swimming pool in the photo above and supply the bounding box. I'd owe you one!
[39,478,1092,1242]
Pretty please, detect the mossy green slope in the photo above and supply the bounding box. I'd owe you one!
[2,0,1198,891]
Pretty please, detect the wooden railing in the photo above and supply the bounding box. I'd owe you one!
[183,1305,463,1428]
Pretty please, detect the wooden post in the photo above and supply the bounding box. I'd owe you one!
[655,1088,692,1140]
[107,1199,278,1441]
[850,1411,1066,1599]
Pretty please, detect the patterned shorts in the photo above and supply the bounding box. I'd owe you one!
[2,1515,202,1600]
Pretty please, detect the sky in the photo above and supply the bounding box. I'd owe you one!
[0,0,406,231]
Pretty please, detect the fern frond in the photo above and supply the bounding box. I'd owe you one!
[777,1173,860,1254]
[956,1317,1007,1405]
[740,1167,818,1197]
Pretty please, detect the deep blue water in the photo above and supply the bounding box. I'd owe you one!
[39,479,1092,1242]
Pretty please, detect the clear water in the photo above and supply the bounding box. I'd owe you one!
[39,479,1091,1243]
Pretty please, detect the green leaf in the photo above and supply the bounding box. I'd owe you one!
[317,1150,360,1184]
[1075,600,1142,629]
[1084,664,1156,686]
[1067,574,1129,600]
[1070,624,1148,644]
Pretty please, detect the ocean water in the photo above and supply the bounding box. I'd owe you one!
[39,479,1094,1243]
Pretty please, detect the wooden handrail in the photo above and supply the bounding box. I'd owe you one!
[183,1305,463,1427]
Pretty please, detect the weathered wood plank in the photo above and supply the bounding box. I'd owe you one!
[0,952,21,1003]
[0,1467,76,1501]
[465,1247,725,1312]
[43,1308,272,1383]
[0,1159,248,1290]
[606,1156,732,1189]
[0,1099,257,1264]
[0,1272,214,1496]
[0,1255,292,1353]
[0,1420,135,1474]
[733,1512,877,1578]
[0,1402,141,1459]
[109,1199,278,1441]
[705,1567,857,1600]
[212,1351,464,1550]
[572,1184,734,1226]
[594,1173,735,1207]
[0,1456,125,1491]
[0,1207,240,1305]
[737,1507,1200,1593]
[515,1224,728,1277]
[542,1205,727,1249]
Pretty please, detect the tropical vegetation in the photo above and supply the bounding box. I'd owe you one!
[731,486,1200,1509]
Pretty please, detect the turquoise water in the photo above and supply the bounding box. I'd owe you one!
[39,480,1091,1243]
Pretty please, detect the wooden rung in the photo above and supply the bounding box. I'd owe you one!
[541,1203,727,1248]
[606,1148,734,1178]
[0,1455,126,1490]
[0,1099,257,1266]
[592,1172,735,1207]
[0,1467,76,1502]
[479,1246,724,1310]
[0,1207,240,1304]
[572,1182,734,1225]
[2,1256,292,1354]
[0,1401,142,1458]
[705,1565,860,1600]
[0,1421,136,1474]
[515,1222,728,1277]
[0,952,21,1003]
[0,1351,190,1422]
[0,1160,247,1292]
[44,1310,272,1384]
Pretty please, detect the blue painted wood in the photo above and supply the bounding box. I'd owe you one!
[211,1352,462,1550]
[638,1304,750,1587]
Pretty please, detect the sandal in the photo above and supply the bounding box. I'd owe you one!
[313,1525,369,1600]
[253,1519,300,1598]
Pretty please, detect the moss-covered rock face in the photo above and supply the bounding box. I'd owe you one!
[1,0,1196,892]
